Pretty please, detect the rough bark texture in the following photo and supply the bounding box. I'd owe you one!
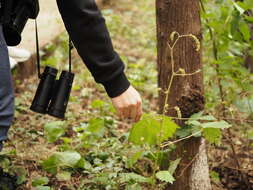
[156,0,212,189]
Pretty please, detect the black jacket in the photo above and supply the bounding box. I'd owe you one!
[56,0,130,98]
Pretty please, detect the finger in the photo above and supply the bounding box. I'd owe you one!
[117,106,124,119]
[130,103,137,121]
[124,105,132,119]
[135,101,142,122]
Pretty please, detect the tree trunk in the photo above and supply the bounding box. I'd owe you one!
[156,0,212,190]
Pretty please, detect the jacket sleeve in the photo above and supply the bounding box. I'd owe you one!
[56,0,130,98]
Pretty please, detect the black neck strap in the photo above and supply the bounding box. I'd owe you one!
[35,19,73,79]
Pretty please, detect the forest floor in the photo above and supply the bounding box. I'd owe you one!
[1,0,252,190]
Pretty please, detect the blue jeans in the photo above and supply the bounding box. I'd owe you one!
[0,24,14,145]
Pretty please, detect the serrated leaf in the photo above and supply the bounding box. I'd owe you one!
[201,121,231,129]
[32,177,49,187]
[168,158,181,175]
[203,128,221,145]
[156,171,175,184]
[129,114,179,146]
[44,121,65,143]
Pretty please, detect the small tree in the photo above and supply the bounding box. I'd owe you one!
[156,0,212,189]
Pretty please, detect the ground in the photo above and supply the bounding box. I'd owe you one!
[0,0,252,189]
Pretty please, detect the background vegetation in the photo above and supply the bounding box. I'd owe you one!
[1,0,252,189]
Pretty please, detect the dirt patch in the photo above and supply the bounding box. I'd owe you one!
[213,166,253,190]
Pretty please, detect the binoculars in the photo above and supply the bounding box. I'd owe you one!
[30,66,75,119]
[3,0,39,46]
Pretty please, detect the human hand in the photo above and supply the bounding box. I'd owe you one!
[111,86,142,122]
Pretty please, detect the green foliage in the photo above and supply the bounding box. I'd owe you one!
[203,128,222,145]
[210,171,220,183]
[119,173,151,183]
[10,0,253,189]
[44,121,65,143]
[42,151,81,174]
[168,158,181,175]
[32,177,49,187]
[155,171,175,184]
[129,114,179,146]
[184,112,231,145]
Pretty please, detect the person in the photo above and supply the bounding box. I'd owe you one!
[0,0,143,152]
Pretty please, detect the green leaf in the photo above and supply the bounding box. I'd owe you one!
[14,167,27,185]
[87,118,105,137]
[239,21,251,42]
[237,0,253,10]
[175,127,192,138]
[233,2,245,14]
[245,16,253,23]
[119,173,151,183]
[210,171,220,183]
[32,177,49,187]
[203,128,221,145]
[126,151,143,168]
[247,130,253,140]
[41,154,60,174]
[189,112,216,121]
[125,183,142,190]
[42,151,81,174]
[129,114,179,146]
[44,121,65,143]
[190,111,204,119]
[36,186,51,190]
[56,171,71,181]
[168,158,181,175]
[55,151,81,167]
[91,99,106,109]
[76,158,92,170]
[201,121,231,129]
[156,171,175,184]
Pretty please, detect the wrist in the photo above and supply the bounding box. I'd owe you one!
[102,72,130,98]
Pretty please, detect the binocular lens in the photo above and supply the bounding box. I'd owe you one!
[30,66,75,119]
[30,66,58,114]
[48,71,75,119]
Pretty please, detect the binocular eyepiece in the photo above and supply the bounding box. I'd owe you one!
[30,66,75,119]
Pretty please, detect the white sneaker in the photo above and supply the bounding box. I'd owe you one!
[9,57,18,69]
[8,47,31,62]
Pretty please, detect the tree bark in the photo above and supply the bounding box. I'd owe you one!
[156,0,212,190]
